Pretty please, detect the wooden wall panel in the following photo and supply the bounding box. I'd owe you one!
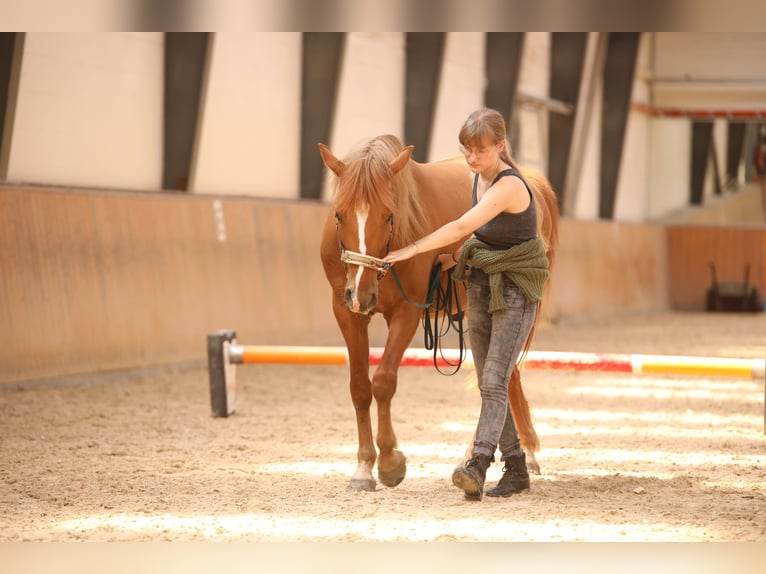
[5,184,761,385]
[0,187,340,384]
[546,219,669,320]
[667,225,766,310]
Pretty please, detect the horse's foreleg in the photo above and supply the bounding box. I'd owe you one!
[348,367,378,491]
[373,309,420,487]
[509,366,541,475]
[371,362,407,487]
[335,304,378,492]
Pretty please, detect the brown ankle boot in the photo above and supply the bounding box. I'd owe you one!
[485,452,530,497]
[452,453,493,500]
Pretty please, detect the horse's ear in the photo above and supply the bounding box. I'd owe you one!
[389,145,414,174]
[318,143,345,176]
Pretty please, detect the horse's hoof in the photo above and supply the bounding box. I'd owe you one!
[526,459,541,475]
[378,471,405,487]
[347,478,376,492]
[524,451,541,475]
[378,450,407,487]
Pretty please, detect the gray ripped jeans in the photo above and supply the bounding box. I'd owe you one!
[467,278,538,461]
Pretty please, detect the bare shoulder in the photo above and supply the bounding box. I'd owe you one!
[490,172,530,212]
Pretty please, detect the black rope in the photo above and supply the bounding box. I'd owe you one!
[423,265,468,375]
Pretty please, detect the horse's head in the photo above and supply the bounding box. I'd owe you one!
[319,138,414,315]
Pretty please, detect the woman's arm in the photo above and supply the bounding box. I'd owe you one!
[383,177,526,264]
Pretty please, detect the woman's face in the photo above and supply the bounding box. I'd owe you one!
[459,138,500,173]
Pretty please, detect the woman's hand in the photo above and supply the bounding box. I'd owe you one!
[383,243,419,265]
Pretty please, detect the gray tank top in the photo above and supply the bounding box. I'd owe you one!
[472,168,537,249]
[468,168,538,287]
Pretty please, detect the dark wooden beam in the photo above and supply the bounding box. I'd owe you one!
[599,32,640,219]
[404,33,445,162]
[300,33,345,200]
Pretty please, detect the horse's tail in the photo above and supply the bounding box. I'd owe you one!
[517,168,560,363]
[510,167,560,455]
[508,365,540,453]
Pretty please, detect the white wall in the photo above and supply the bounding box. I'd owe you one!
[711,118,728,191]
[570,32,766,222]
[190,32,302,197]
[3,32,763,222]
[515,32,550,173]
[647,118,691,219]
[5,33,163,190]
[428,32,484,162]
[332,32,406,146]
[614,33,653,222]
[652,33,766,110]
[572,34,604,221]
[641,33,766,220]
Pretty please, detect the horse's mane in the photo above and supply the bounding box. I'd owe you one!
[331,135,427,247]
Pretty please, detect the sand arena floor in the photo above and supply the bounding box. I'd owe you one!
[1,311,765,543]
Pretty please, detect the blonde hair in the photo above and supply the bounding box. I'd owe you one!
[458,107,520,171]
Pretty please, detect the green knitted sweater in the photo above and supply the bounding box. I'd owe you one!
[452,236,550,312]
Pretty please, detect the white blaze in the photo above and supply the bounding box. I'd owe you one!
[350,206,368,312]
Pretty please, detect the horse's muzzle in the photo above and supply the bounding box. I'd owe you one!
[345,287,378,315]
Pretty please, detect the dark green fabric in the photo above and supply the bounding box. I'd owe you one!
[452,236,549,311]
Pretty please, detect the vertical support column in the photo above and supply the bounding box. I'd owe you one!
[690,121,714,205]
[548,32,588,207]
[404,33,445,163]
[485,33,525,147]
[163,32,210,191]
[300,32,345,200]
[561,33,606,218]
[0,32,23,179]
[208,330,237,417]
[709,130,723,197]
[599,32,640,219]
[726,122,746,188]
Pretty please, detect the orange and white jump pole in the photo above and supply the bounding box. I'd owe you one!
[207,330,766,432]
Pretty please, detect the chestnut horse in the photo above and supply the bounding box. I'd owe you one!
[319,135,559,492]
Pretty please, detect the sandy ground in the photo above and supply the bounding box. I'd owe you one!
[1,311,765,543]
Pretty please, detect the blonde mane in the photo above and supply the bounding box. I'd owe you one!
[331,135,426,248]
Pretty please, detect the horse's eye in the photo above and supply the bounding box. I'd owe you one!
[334,211,342,223]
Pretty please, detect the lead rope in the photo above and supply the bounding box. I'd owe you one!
[424,266,468,375]
[389,263,468,375]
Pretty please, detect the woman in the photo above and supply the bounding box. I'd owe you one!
[383,108,549,500]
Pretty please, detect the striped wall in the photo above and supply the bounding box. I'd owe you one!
[1,33,764,221]
[2,33,765,384]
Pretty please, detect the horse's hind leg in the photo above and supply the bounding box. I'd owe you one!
[509,366,541,475]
